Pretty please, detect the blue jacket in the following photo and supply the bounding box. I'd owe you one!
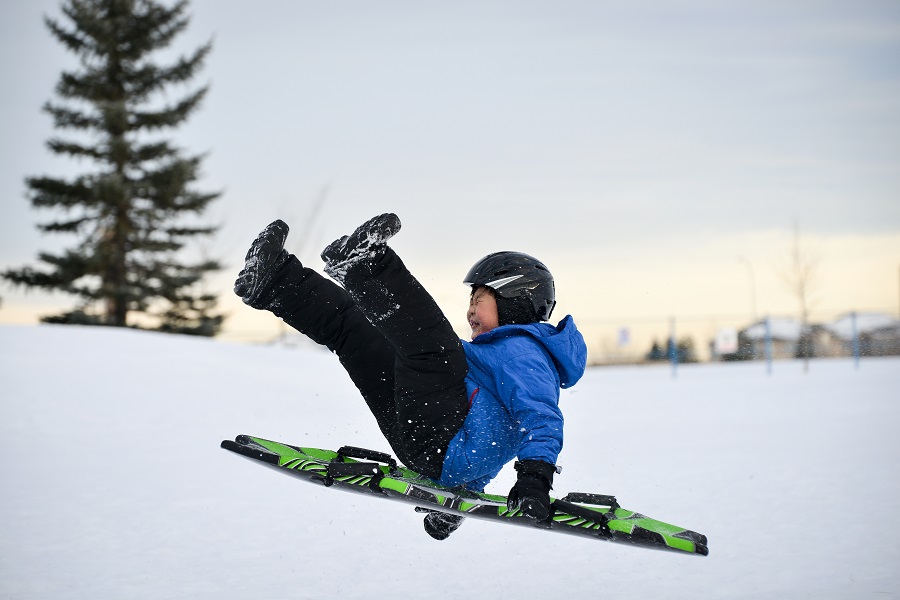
[437,315,587,491]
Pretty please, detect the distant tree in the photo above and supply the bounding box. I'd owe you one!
[2,0,223,336]
[645,337,697,363]
[780,222,820,370]
[669,337,698,363]
[646,340,666,361]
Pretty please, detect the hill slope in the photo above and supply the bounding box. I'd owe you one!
[1,325,898,598]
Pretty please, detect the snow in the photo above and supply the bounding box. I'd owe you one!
[1,324,898,599]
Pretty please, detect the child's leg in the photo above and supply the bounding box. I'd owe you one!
[234,223,409,455]
[339,246,469,479]
[261,256,406,447]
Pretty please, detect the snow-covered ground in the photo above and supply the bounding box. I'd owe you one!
[1,324,898,599]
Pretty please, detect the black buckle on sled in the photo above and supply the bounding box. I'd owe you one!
[561,493,620,510]
[324,446,399,492]
[551,493,620,537]
[336,446,399,473]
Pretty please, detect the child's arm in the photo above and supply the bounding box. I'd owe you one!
[493,350,564,465]
[492,349,562,519]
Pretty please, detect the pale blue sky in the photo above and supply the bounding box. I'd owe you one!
[1,1,898,355]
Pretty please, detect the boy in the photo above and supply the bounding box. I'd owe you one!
[234,213,587,539]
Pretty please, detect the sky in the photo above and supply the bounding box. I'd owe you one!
[1,0,899,358]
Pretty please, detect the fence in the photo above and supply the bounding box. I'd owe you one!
[578,307,900,369]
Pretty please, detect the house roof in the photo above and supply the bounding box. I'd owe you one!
[743,317,803,341]
[824,312,900,340]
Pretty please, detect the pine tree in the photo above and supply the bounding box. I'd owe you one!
[3,0,223,336]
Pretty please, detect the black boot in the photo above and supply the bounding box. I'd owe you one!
[320,213,401,283]
[416,507,465,541]
[234,220,290,309]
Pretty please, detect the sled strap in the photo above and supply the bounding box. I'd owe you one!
[325,445,400,491]
[336,446,398,472]
[560,492,620,510]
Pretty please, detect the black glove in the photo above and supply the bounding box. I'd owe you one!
[415,507,465,540]
[507,460,556,520]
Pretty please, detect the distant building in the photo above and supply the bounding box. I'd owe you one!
[741,318,803,360]
[717,312,900,361]
[820,312,900,357]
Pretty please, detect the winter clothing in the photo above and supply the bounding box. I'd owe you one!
[463,251,557,321]
[320,213,403,284]
[436,316,587,490]
[495,293,539,326]
[233,219,290,309]
[257,247,468,479]
[234,215,587,499]
[507,459,557,520]
[416,507,466,540]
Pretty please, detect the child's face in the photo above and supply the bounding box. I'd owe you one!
[468,286,499,339]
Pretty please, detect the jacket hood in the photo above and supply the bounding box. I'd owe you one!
[471,315,587,388]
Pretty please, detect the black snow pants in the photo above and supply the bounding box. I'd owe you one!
[264,247,470,480]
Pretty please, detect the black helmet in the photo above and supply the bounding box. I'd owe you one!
[463,251,556,322]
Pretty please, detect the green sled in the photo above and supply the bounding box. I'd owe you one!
[221,434,708,557]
